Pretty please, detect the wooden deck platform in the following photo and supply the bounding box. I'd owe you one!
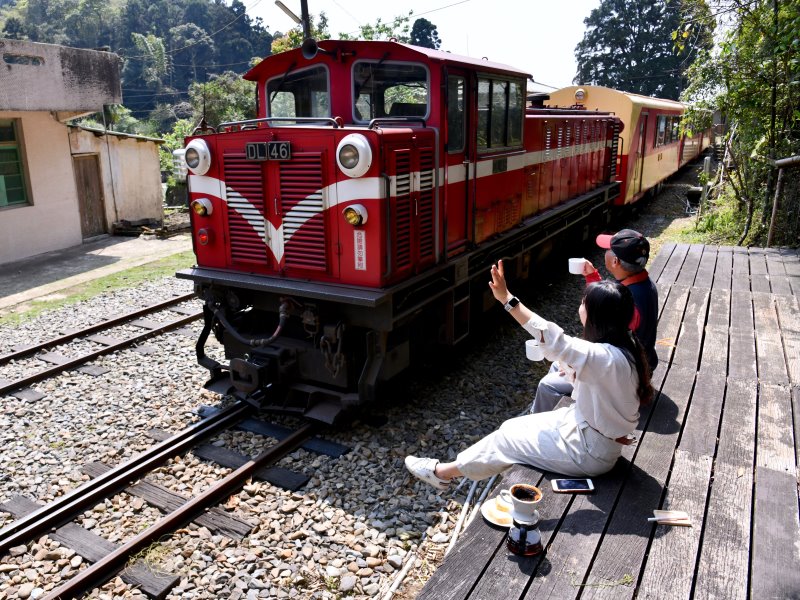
[417,244,800,600]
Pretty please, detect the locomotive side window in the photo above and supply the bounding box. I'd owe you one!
[656,115,667,147]
[447,76,465,153]
[352,61,428,122]
[476,76,525,152]
[267,65,330,119]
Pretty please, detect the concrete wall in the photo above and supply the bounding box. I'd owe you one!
[68,128,164,228]
[0,38,121,112]
[0,111,82,265]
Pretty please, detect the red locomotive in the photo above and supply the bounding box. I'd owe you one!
[176,39,622,422]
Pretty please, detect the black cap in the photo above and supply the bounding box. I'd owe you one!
[596,229,649,267]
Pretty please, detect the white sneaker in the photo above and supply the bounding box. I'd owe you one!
[404,455,450,491]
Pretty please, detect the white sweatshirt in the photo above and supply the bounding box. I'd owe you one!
[523,314,640,439]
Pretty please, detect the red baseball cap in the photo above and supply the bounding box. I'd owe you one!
[596,229,649,267]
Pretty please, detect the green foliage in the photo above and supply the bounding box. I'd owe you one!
[270,12,330,54]
[159,118,195,174]
[188,70,256,127]
[410,18,441,49]
[682,0,800,246]
[574,0,714,99]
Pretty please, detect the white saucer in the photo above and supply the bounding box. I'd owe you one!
[480,498,513,528]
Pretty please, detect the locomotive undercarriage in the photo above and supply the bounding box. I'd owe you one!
[179,181,620,423]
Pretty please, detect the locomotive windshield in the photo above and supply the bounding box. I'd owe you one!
[353,61,429,122]
[267,65,330,119]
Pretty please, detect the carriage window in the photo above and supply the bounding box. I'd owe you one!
[656,115,667,147]
[0,119,30,208]
[672,117,680,142]
[477,77,525,152]
[267,66,329,119]
[352,61,428,121]
[447,76,465,153]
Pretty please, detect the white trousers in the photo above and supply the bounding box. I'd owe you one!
[454,406,622,480]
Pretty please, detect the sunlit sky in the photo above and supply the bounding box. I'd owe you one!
[246,0,602,90]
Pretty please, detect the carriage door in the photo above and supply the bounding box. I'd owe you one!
[632,112,648,196]
[445,71,470,256]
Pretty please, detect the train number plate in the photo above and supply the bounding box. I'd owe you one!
[268,141,291,160]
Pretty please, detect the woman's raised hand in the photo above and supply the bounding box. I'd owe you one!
[489,260,511,303]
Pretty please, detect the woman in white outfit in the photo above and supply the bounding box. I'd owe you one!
[405,259,653,489]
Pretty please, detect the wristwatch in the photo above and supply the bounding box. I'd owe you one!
[503,296,520,312]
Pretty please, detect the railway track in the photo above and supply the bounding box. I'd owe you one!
[0,292,201,397]
[0,400,319,599]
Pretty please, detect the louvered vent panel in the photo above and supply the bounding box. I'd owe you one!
[280,153,327,271]
[417,148,435,261]
[394,150,412,270]
[224,152,268,265]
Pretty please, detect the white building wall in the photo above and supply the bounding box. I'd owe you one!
[0,111,82,264]
[68,129,164,229]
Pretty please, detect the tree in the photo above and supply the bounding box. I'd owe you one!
[270,12,330,53]
[188,70,256,127]
[682,0,800,246]
[574,0,714,99]
[410,18,441,49]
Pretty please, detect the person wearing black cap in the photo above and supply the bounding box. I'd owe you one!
[530,229,658,414]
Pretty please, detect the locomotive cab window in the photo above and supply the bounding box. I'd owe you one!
[447,76,465,153]
[352,61,428,122]
[0,119,30,208]
[477,77,524,152]
[267,65,330,119]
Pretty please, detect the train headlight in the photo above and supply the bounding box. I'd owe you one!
[336,134,372,178]
[185,139,211,176]
[343,204,368,226]
[190,197,214,216]
[574,88,586,103]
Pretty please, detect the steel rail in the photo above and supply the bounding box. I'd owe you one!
[0,310,202,396]
[0,293,196,366]
[42,421,317,600]
[0,401,251,554]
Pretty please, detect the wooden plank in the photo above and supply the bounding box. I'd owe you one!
[671,287,710,370]
[678,370,725,457]
[693,245,718,289]
[765,248,792,294]
[750,467,800,598]
[756,383,796,474]
[793,386,800,478]
[729,290,754,331]
[753,294,789,385]
[0,495,178,599]
[416,466,545,600]
[700,326,729,373]
[647,242,674,282]
[775,295,800,386]
[656,243,689,288]
[780,248,800,275]
[38,351,71,366]
[712,246,733,291]
[693,377,755,600]
[706,288,730,329]
[749,249,768,289]
[655,285,690,366]
[82,462,253,540]
[675,244,704,286]
[128,318,162,330]
[578,365,697,600]
[731,251,751,292]
[694,461,752,600]
[637,449,712,599]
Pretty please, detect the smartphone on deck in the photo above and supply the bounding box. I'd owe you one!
[551,478,594,493]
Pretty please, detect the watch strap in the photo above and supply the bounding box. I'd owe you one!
[504,296,520,311]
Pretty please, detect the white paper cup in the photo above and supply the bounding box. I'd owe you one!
[525,339,544,361]
[568,257,586,274]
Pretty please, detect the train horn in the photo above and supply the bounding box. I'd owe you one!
[302,38,320,59]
